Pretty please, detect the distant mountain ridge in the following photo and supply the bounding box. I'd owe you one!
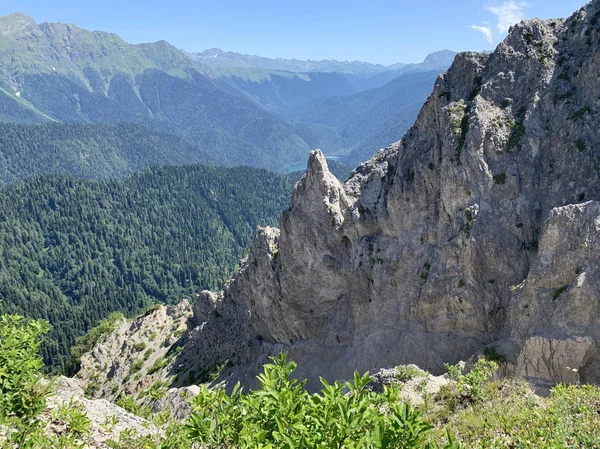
[0,11,456,174]
[191,48,456,93]
[189,48,456,76]
[0,12,314,172]
[192,49,456,159]
[190,47,403,74]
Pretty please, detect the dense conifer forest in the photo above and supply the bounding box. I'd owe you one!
[0,122,219,187]
[0,165,296,370]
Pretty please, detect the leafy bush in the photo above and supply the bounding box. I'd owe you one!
[129,359,144,375]
[51,397,92,437]
[133,342,146,352]
[148,358,169,375]
[439,359,498,414]
[481,347,506,364]
[116,395,151,419]
[0,315,50,420]
[186,353,458,448]
[396,364,429,382]
[0,313,88,447]
[433,380,600,448]
[443,363,462,381]
[492,173,507,185]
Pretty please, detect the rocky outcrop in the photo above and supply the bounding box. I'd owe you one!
[77,301,193,401]
[45,376,159,448]
[507,201,600,383]
[168,0,600,390]
[77,0,600,393]
[150,385,200,420]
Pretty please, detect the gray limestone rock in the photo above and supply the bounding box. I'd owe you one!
[174,0,600,390]
[46,376,159,448]
[77,0,600,393]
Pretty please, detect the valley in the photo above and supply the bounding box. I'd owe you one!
[0,12,452,175]
[0,0,599,447]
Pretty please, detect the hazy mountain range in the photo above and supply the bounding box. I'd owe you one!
[0,11,455,176]
[190,48,456,91]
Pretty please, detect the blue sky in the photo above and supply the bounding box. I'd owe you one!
[0,0,588,64]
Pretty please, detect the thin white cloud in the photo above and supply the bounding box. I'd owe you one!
[486,1,528,33]
[470,25,494,44]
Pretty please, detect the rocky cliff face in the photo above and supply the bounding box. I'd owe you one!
[77,301,194,402]
[80,0,600,392]
[45,376,159,447]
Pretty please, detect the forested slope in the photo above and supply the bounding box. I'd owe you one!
[0,165,295,370]
[0,122,219,186]
[0,13,313,172]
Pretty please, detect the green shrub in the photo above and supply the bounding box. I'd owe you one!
[115,395,152,420]
[129,359,144,375]
[68,312,125,374]
[568,106,591,121]
[148,358,169,375]
[444,363,462,381]
[84,379,100,398]
[433,381,600,448]
[492,173,506,185]
[0,315,51,420]
[481,346,507,364]
[396,365,429,382]
[172,329,185,338]
[553,285,568,300]
[133,342,147,352]
[0,313,85,448]
[186,353,458,448]
[443,359,498,401]
[52,397,92,437]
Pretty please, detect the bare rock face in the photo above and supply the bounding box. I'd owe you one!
[76,1,600,394]
[151,385,200,420]
[171,0,600,390]
[77,301,193,402]
[507,201,600,383]
[191,291,219,325]
[45,376,159,448]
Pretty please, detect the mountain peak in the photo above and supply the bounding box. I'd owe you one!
[1,11,35,22]
[421,49,457,66]
[199,48,226,57]
[120,0,600,392]
[423,49,456,61]
[0,12,37,35]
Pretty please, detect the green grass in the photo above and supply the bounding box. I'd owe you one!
[430,380,600,448]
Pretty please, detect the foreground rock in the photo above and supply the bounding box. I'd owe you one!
[45,376,159,448]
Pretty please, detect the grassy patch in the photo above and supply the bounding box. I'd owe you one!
[395,364,429,382]
[553,285,568,300]
[431,381,600,448]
